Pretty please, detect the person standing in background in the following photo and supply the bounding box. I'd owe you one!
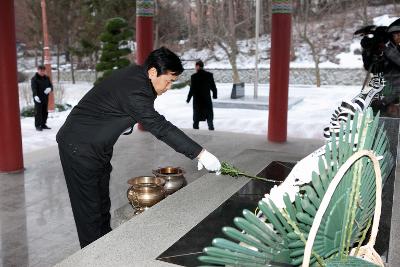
[361,19,400,117]
[187,60,218,130]
[380,19,400,116]
[31,65,53,131]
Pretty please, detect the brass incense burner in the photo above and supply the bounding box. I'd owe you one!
[127,176,166,212]
[152,166,186,195]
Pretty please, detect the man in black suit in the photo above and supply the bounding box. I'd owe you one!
[57,47,221,248]
[31,65,53,131]
[187,60,218,130]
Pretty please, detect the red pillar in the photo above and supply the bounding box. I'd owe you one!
[0,0,24,172]
[41,0,55,112]
[136,0,154,130]
[267,0,292,143]
[136,0,154,66]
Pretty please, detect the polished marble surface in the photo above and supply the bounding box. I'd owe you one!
[156,118,400,267]
[157,161,295,267]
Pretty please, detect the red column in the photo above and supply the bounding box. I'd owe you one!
[41,0,54,112]
[0,0,24,172]
[267,0,292,143]
[136,19,153,64]
[136,0,154,131]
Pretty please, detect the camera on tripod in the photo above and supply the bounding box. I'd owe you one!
[355,25,389,55]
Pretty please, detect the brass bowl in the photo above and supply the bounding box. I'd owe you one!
[152,167,186,195]
[127,176,165,187]
[127,176,166,210]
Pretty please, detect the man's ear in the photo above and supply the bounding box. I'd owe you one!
[147,67,157,79]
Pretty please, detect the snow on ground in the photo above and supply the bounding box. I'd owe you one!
[20,82,91,153]
[22,12,398,154]
[20,81,360,154]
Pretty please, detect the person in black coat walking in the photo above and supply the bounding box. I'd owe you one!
[31,65,53,131]
[186,60,218,130]
[56,47,221,248]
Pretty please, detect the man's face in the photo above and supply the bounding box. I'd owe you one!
[148,67,178,95]
[393,32,400,46]
[38,68,46,76]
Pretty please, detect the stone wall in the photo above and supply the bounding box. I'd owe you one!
[24,68,367,85]
[25,70,98,83]
[178,68,366,86]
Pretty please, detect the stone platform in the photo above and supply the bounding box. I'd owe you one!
[55,122,400,267]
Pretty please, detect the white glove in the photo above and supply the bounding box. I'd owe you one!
[34,96,41,103]
[197,149,221,175]
[44,87,51,94]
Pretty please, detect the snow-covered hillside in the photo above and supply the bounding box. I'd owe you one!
[180,9,398,69]
[17,6,399,73]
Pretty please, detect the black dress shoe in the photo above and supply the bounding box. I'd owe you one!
[41,125,51,129]
[36,126,43,131]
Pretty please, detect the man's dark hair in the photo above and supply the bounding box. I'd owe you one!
[144,47,184,76]
[195,60,204,69]
[37,65,46,70]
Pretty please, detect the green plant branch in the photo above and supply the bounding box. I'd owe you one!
[220,162,282,183]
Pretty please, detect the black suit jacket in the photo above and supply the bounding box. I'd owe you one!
[57,65,202,160]
[31,73,53,100]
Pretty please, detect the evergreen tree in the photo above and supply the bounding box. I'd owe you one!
[95,17,133,84]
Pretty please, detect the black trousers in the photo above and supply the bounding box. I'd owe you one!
[34,96,48,128]
[58,142,113,248]
[193,118,214,130]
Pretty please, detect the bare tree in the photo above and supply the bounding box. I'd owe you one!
[261,0,272,35]
[48,0,72,82]
[294,0,321,86]
[211,0,253,83]
[293,0,344,87]
[22,0,43,67]
[153,0,188,48]
[154,0,160,48]
[186,0,193,48]
[206,0,216,49]
[195,0,208,49]
[354,0,371,26]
